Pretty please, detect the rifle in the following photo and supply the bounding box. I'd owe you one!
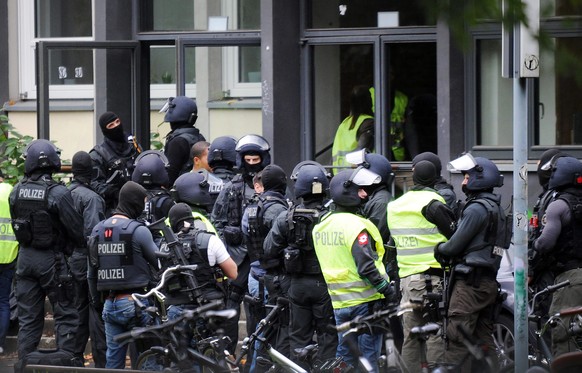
[148,217,204,305]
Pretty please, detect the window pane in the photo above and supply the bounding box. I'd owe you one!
[141,0,260,31]
[478,39,513,146]
[546,37,582,145]
[35,0,92,38]
[312,44,374,166]
[541,0,582,17]
[150,46,177,84]
[310,0,434,29]
[48,49,94,85]
[239,46,260,83]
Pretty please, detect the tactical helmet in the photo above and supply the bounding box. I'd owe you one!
[208,136,237,168]
[235,134,271,170]
[168,202,194,232]
[23,139,61,174]
[363,153,393,185]
[163,96,198,125]
[171,171,212,207]
[291,162,330,199]
[463,157,503,192]
[548,156,582,190]
[132,150,170,188]
[329,168,380,207]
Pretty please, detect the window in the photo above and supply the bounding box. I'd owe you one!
[476,36,582,148]
[19,0,94,100]
[143,0,261,98]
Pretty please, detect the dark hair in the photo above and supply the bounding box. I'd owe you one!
[349,85,374,130]
[190,140,211,160]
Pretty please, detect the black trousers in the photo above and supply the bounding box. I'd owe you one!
[15,248,78,360]
[288,274,338,368]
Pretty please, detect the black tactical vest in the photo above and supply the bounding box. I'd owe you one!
[164,127,204,175]
[246,195,288,264]
[93,219,151,291]
[12,180,58,250]
[553,192,582,272]
[92,142,136,181]
[283,206,325,275]
[162,229,221,304]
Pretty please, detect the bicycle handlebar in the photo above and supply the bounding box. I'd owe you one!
[531,280,570,315]
[131,264,199,308]
[335,304,399,333]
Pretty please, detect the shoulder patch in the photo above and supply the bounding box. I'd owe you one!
[357,232,369,246]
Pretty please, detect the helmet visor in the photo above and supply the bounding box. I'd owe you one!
[351,166,381,186]
[447,153,477,172]
[235,134,270,152]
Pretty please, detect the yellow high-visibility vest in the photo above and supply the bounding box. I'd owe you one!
[0,183,18,264]
[332,114,374,173]
[387,190,446,278]
[313,212,387,309]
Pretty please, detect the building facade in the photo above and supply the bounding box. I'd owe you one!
[1,0,582,206]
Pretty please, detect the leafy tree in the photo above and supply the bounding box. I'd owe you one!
[0,109,34,185]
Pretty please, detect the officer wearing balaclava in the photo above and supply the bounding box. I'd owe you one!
[89,111,141,216]
[87,181,159,369]
[68,151,107,367]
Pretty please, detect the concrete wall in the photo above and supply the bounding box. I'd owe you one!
[6,108,262,162]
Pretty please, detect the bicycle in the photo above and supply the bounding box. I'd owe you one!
[334,303,406,373]
[493,280,571,371]
[114,299,238,372]
[235,297,311,373]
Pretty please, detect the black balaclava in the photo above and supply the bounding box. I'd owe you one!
[99,111,126,143]
[413,160,438,188]
[114,181,147,219]
[168,202,195,233]
[261,164,287,194]
[72,151,94,184]
[537,149,562,189]
[242,152,264,176]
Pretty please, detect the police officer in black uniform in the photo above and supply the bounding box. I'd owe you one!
[162,96,206,185]
[132,150,175,245]
[208,136,238,184]
[243,164,290,364]
[435,155,506,371]
[90,112,141,216]
[9,139,85,366]
[206,136,238,208]
[166,202,237,306]
[528,149,565,302]
[88,181,159,369]
[530,156,582,358]
[263,161,338,369]
[211,134,271,353]
[67,151,107,367]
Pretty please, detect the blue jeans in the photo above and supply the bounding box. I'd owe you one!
[102,297,151,369]
[334,303,382,373]
[0,266,14,349]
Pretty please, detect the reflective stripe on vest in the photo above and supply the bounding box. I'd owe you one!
[387,190,446,278]
[313,212,386,309]
[332,114,374,172]
[0,183,18,264]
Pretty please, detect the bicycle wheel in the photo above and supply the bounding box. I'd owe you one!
[136,348,172,371]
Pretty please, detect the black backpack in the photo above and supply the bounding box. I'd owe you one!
[15,349,83,373]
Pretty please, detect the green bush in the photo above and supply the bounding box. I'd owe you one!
[0,110,34,185]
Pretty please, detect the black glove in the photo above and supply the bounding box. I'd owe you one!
[422,199,457,239]
[379,282,397,304]
[433,243,451,266]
